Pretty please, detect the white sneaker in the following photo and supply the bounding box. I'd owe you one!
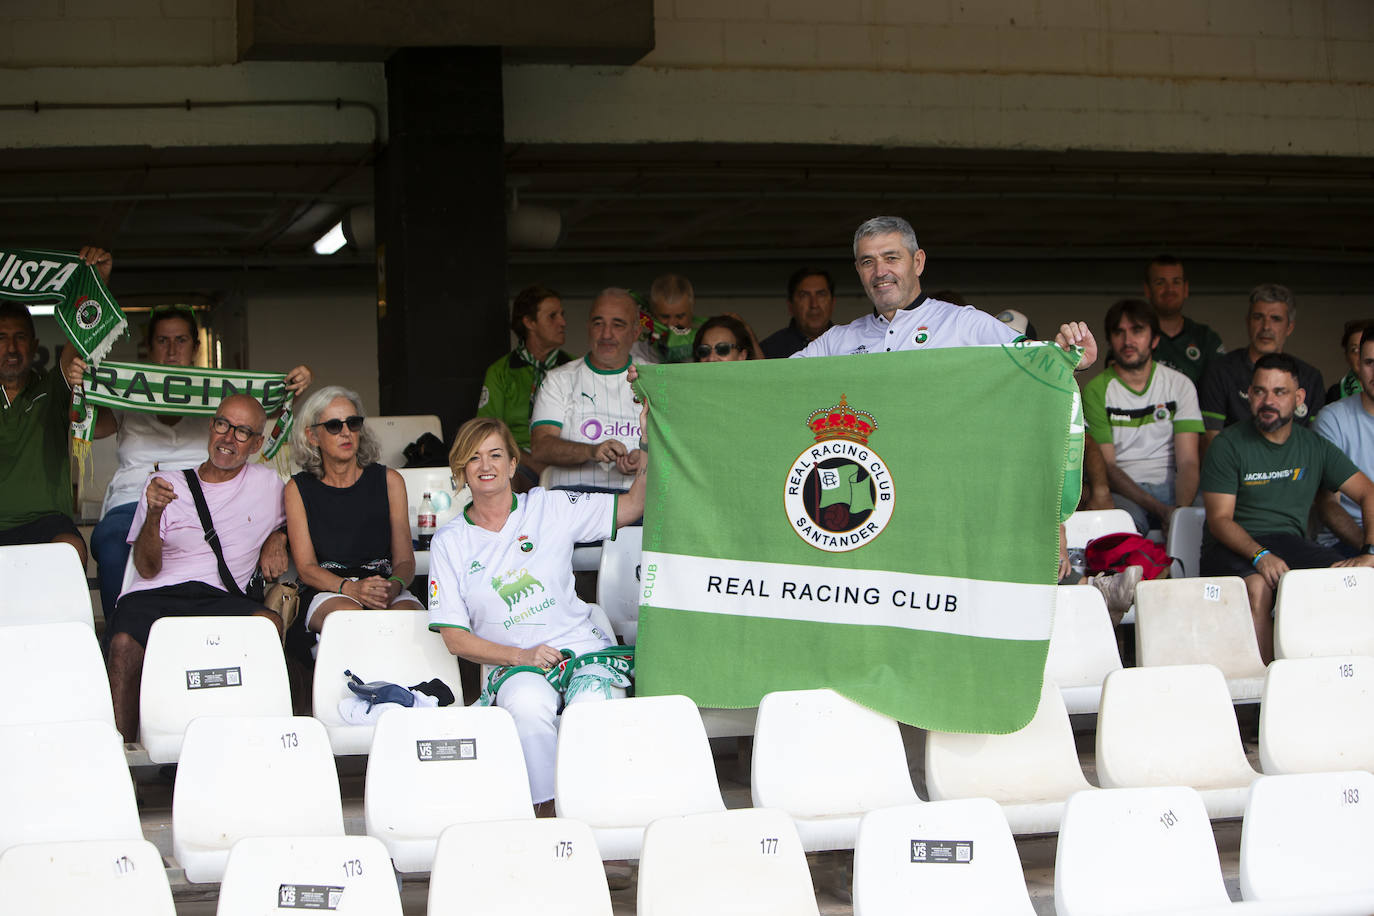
[1089,564,1144,619]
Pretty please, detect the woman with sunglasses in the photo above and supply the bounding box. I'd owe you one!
[73,296,312,616]
[692,314,761,362]
[284,386,421,657]
[428,413,647,813]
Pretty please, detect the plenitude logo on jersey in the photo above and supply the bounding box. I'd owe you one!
[783,394,895,552]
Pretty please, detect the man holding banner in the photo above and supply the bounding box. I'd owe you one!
[630,216,1099,734]
[793,215,1099,365]
[63,292,311,615]
[0,246,113,566]
[0,299,88,563]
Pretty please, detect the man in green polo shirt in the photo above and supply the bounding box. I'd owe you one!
[475,284,572,491]
[1200,352,1374,662]
[1142,254,1224,387]
[0,299,87,565]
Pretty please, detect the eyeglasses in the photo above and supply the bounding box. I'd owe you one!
[211,416,261,442]
[310,415,364,435]
[695,342,740,359]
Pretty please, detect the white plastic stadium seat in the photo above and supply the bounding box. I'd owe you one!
[0,621,114,727]
[1054,785,1231,916]
[173,715,343,883]
[595,525,642,642]
[1166,506,1206,577]
[365,704,532,873]
[926,679,1093,835]
[751,688,920,851]
[0,721,141,857]
[138,614,291,763]
[396,465,468,577]
[1134,576,1267,701]
[1062,509,1136,572]
[428,818,613,916]
[1096,664,1259,818]
[371,414,442,470]
[637,808,819,916]
[853,798,1035,916]
[1240,771,1374,905]
[1259,655,1374,775]
[216,835,402,915]
[556,694,725,860]
[1274,567,1374,659]
[0,839,175,915]
[0,542,94,629]
[311,609,463,755]
[1045,585,1123,715]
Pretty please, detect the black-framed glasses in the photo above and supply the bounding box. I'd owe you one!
[311,415,364,435]
[695,342,740,359]
[210,416,261,442]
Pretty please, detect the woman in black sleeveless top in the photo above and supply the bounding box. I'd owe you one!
[285,386,421,654]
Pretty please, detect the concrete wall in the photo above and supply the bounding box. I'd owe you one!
[506,0,1374,156]
[3,2,1371,157]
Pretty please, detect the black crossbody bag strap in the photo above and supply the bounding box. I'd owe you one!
[182,468,245,598]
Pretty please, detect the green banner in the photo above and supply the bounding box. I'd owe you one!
[0,248,126,362]
[633,342,1082,734]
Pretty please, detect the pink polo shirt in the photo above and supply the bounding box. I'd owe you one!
[122,462,285,597]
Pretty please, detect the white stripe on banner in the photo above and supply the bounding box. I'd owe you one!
[640,551,1054,641]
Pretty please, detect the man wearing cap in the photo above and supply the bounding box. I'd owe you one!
[760,268,837,358]
[1142,255,1224,386]
[791,216,1099,363]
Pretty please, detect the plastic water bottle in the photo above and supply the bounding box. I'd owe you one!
[418,492,436,550]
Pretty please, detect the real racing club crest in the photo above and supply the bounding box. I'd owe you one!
[783,394,895,552]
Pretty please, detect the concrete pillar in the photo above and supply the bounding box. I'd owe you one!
[376,47,507,445]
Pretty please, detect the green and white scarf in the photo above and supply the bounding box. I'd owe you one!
[0,248,127,363]
[75,360,297,461]
[478,646,635,707]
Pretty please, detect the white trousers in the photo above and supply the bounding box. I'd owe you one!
[495,670,624,804]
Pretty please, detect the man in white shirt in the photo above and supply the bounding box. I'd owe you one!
[1314,325,1374,557]
[1082,299,1204,534]
[792,216,1099,364]
[531,288,644,492]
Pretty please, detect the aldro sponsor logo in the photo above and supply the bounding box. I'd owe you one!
[783,394,895,552]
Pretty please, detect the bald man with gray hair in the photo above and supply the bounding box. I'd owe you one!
[531,288,645,492]
[105,392,290,741]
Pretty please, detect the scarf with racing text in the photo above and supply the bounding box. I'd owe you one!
[74,360,296,461]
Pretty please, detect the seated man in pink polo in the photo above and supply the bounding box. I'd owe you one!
[105,393,288,742]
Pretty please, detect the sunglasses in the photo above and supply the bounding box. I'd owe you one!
[695,342,740,359]
[211,416,261,442]
[310,415,364,435]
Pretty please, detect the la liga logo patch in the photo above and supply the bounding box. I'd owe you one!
[783,394,895,553]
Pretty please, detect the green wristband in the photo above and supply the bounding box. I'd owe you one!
[388,575,406,586]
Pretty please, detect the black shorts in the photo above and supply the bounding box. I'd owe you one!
[0,513,82,547]
[109,581,269,648]
[1200,532,1343,580]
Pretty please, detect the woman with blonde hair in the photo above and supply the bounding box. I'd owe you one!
[427,413,646,812]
